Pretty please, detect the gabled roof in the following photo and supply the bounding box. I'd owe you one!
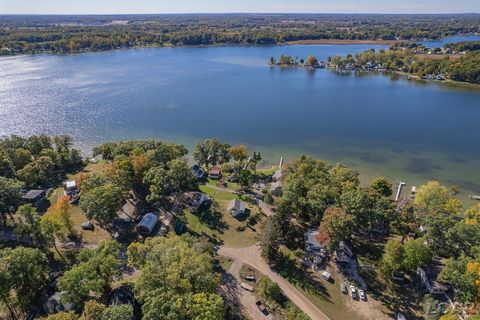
[137,213,158,234]
[228,199,245,212]
[209,167,221,174]
[22,189,45,200]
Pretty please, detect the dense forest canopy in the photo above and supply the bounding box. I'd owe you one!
[328,47,480,84]
[1,14,479,54]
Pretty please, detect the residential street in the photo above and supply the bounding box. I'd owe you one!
[218,245,331,320]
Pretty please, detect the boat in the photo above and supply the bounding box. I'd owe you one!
[471,195,480,201]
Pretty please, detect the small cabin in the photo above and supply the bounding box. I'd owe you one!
[228,199,245,217]
[208,167,221,180]
[192,164,205,179]
[136,213,158,236]
[22,189,46,207]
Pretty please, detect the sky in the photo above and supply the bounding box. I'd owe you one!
[0,0,479,15]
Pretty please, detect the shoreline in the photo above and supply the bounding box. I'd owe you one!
[286,39,396,45]
[0,39,395,57]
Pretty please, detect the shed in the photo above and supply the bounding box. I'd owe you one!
[136,213,158,236]
[22,189,46,204]
[228,199,245,217]
[322,271,331,281]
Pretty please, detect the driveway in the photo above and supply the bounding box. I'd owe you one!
[226,259,273,320]
[218,245,331,320]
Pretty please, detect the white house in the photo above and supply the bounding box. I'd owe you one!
[228,199,246,217]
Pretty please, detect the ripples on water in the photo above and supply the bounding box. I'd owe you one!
[0,39,480,198]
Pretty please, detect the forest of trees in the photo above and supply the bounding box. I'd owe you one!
[328,47,480,84]
[2,135,480,318]
[261,156,480,317]
[0,136,224,320]
[1,14,479,54]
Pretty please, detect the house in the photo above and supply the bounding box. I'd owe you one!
[417,266,448,295]
[22,189,46,208]
[336,240,353,264]
[208,167,221,180]
[228,199,245,217]
[185,192,210,213]
[272,169,285,182]
[304,230,327,271]
[136,213,158,236]
[192,164,205,179]
[270,181,283,197]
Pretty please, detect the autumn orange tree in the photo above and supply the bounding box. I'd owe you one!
[40,196,75,264]
[318,207,355,250]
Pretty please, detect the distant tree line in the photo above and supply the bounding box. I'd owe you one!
[1,14,479,55]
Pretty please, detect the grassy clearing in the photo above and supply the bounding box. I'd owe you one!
[48,162,110,246]
[257,166,279,178]
[185,184,263,248]
[206,178,241,191]
[199,184,238,201]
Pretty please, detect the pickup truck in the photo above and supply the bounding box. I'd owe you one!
[256,300,269,316]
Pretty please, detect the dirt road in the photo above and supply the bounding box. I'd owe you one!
[218,245,331,320]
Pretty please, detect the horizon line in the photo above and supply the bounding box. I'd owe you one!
[1,12,480,16]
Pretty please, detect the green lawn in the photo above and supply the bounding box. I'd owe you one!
[186,186,263,248]
[48,162,110,246]
[206,178,241,191]
[199,185,238,201]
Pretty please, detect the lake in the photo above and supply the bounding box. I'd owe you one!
[1,37,480,201]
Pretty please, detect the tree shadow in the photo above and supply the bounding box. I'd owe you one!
[198,206,228,233]
[273,253,332,303]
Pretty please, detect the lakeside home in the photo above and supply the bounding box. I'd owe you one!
[208,167,221,180]
[228,199,246,218]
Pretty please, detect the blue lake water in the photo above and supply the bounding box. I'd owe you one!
[1,37,479,200]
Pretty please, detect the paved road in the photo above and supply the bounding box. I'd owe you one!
[218,245,331,320]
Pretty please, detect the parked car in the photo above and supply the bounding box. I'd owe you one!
[358,289,366,300]
[80,221,94,231]
[340,282,347,294]
[349,285,357,299]
[256,301,269,316]
[245,275,256,281]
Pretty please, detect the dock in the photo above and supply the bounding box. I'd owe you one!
[395,182,406,201]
